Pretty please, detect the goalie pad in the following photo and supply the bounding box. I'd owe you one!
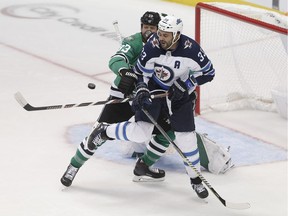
[197,133,234,174]
[120,140,146,158]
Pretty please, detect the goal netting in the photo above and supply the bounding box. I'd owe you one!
[195,2,288,118]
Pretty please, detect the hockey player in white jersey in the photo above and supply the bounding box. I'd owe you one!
[89,15,215,199]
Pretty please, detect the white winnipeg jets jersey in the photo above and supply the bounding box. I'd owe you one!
[134,33,215,90]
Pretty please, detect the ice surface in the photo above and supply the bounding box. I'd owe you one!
[0,0,287,215]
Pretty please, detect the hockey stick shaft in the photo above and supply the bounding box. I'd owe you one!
[142,108,250,210]
[112,20,123,44]
[14,91,167,111]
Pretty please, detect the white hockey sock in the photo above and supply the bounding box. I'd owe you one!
[106,121,154,143]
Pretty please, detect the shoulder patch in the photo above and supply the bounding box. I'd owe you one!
[184,39,193,49]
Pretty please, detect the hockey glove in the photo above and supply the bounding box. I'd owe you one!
[118,69,138,95]
[168,78,188,101]
[132,82,152,112]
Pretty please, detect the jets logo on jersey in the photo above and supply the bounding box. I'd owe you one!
[154,63,174,82]
[151,37,160,48]
[184,39,192,49]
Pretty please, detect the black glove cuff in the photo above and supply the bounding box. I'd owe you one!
[136,82,149,92]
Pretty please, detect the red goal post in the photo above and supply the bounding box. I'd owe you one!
[194,2,288,116]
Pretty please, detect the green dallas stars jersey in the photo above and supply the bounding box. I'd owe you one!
[108,32,144,87]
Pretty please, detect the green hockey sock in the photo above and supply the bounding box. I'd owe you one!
[142,130,175,166]
[70,149,91,168]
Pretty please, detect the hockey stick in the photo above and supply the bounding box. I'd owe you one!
[112,20,123,44]
[142,108,251,210]
[14,91,166,111]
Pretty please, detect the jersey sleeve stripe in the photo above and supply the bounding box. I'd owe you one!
[136,60,154,76]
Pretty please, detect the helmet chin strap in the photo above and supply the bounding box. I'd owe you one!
[166,33,180,50]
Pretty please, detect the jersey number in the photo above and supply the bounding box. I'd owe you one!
[140,50,147,61]
[119,44,131,53]
[198,49,206,62]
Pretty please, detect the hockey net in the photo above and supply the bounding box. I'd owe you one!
[195,2,288,116]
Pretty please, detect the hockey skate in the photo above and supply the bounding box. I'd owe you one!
[88,122,111,149]
[192,182,209,199]
[60,164,79,187]
[133,158,165,182]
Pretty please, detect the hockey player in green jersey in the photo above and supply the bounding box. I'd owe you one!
[61,11,165,187]
[60,11,233,187]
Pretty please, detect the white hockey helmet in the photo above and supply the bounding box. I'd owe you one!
[158,15,183,38]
